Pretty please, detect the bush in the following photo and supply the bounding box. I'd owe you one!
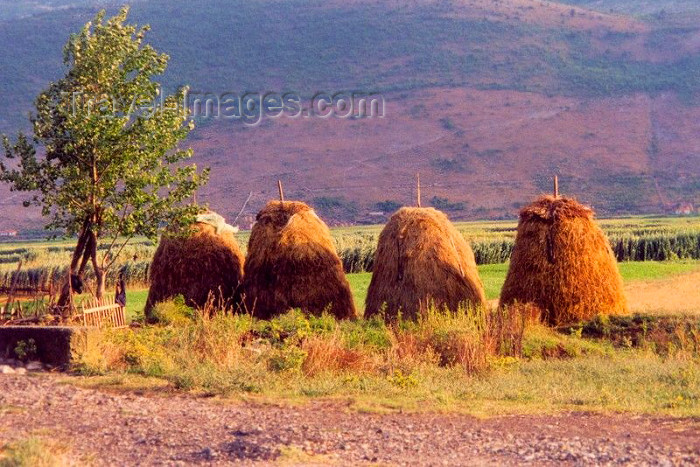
[76,303,527,395]
[430,196,465,211]
[151,296,194,326]
[374,200,402,213]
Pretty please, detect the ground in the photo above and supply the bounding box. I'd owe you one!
[1,374,699,465]
[2,235,700,465]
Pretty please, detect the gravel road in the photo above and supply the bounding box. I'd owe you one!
[1,374,699,465]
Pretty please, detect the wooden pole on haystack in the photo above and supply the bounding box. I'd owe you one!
[277,180,285,204]
[416,173,422,208]
[553,175,559,199]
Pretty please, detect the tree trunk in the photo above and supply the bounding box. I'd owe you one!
[57,221,92,309]
[88,230,105,300]
[95,268,106,300]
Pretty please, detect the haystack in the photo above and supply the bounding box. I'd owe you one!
[499,195,628,326]
[365,207,486,321]
[145,212,244,321]
[242,200,356,319]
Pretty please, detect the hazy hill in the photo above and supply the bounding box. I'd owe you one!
[1,0,699,230]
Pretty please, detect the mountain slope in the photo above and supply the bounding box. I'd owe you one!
[0,0,699,230]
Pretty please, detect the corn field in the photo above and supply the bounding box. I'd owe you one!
[2,221,700,290]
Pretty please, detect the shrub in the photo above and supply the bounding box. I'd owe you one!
[75,302,527,395]
[150,296,194,326]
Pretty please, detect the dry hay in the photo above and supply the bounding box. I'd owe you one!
[242,200,356,319]
[499,195,628,326]
[145,213,244,320]
[365,207,486,321]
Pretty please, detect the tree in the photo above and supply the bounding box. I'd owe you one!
[0,7,209,309]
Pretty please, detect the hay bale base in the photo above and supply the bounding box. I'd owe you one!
[145,217,244,320]
[499,195,629,326]
[365,207,486,321]
[243,201,356,320]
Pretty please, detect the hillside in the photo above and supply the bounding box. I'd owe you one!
[1,0,699,230]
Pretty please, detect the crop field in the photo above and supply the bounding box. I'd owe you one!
[2,217,700,425]
[3,215,700,296]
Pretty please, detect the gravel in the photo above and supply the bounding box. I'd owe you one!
[1,374,699,465]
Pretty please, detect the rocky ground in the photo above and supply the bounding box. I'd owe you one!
[1,369,699,465]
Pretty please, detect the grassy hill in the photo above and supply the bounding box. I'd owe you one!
[0,0,699,230]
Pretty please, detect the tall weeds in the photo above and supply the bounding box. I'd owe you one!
[77,301,527,393]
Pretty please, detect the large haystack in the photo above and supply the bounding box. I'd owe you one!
[499,195,628,326]
[242,200,356,319]
[145,212,244,321]
[365,207,486,320]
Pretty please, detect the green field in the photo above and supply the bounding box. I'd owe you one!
[5,215,700,320]
[118,259,700,321]
[4,215,700,293]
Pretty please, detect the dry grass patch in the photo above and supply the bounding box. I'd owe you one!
[626,270,700,315]
[0,437,76,467]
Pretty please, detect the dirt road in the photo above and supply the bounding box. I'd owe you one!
[2,375,699,465]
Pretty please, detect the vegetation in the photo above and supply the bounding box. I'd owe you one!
[311,196,358,219]
[73,300,700,416]
[1,0,699,134]
[76,302,524,395]
[429,196,465,212]
[0,8,207,307]
[373,200,402,213]
[3,217,700,295]
[0,437,72,467]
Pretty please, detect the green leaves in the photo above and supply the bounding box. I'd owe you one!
[1,7,208,268]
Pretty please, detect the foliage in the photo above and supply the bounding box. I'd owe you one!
[150,296,194,326]
[0,7,208,299]
[430,158,467,173]
[13,339,38,362]
[560,314,700,356]
[373,200,402,213]
[75,302,700,416]
[311,196,358,218]
[429,196,465,211]
[77,304,525,388]
[0,437,70,467]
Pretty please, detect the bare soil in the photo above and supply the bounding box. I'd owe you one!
[1,374,699,465]
[626,270,700,316]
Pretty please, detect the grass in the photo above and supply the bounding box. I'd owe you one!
[101,259,700,320]
[478,263,509,301]
[72,303,700,417]
[463,351,700,416]
[346,272,371,312]
[0,437,72,467]
[125,288,148,321]
[617,260,700,281]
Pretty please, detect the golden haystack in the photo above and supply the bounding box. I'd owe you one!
[242,200,356,320]
[145,213,244,321]
[499,195,628,326]
[365,207,486,321]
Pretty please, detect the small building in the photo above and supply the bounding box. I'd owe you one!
[0,230,18,237]
[674,202,695,216]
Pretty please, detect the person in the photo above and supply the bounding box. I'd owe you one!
[115,272,127,308]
